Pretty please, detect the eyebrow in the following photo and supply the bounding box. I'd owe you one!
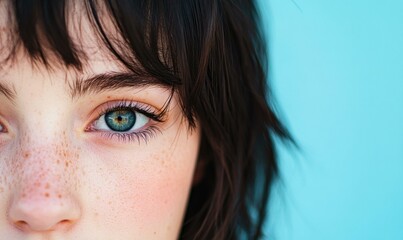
[0,81,16,101]
[69,72,169,99]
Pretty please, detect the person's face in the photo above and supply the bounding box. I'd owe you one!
[0,39,200,238]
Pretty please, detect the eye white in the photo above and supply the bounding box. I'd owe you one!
[93,111,149,132]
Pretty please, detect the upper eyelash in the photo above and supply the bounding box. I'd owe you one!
[86,100,165,144]
[96,100,166,124]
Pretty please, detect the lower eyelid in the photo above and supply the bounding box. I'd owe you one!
[83,100,165,143]
[90,125,161,144]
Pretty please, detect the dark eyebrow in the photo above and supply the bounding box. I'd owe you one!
[69,72,169,99]
[0,81,16,101]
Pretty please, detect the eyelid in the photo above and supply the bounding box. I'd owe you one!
[91,108,149,133]
[84,99,167,133]
[84,100,166,144]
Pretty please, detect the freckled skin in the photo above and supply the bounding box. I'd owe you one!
[0,49,200,239]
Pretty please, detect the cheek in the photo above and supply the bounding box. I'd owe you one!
[83,131,199,237]
[120,153,194,222]
[124,159,193,226]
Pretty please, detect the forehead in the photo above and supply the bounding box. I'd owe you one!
[0,37,127,101]
[0,0,156,94]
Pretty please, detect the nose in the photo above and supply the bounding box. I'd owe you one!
[7,144,81,232]
[9,192,81,232]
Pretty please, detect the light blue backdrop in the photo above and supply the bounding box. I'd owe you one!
[259,0,403,239]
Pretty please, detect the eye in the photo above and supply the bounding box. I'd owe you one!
[86,100,165,143]
[0,121,6,133]
[93,107,149,133]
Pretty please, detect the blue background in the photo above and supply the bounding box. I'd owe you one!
[259,0,403,239]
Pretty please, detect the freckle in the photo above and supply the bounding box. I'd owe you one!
[44,192,50,197]
[23,152,30,159]
[65,161,69,167]
[45,183,50,189]
[58,194,62,198]
[22,193,26,198]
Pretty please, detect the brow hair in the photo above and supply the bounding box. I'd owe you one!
[69,72,170,99]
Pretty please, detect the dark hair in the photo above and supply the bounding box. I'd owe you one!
[3,0,293,239]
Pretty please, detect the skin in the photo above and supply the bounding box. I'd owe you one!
[0,46,201,239]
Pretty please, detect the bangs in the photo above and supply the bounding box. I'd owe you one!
[2,0,217,127]
[7,0,175,78]
[0,1,289,238]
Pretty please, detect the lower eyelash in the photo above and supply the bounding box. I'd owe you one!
[98,126,161,144]
[88,100,167,144]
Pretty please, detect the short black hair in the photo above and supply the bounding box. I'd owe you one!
[3,0,294,239]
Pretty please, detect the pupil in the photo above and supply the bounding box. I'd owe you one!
[105,109,136,132]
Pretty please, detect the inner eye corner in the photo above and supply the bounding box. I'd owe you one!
[0,123,7,133]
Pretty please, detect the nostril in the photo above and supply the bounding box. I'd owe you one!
[50,219,73,231]
[12,216,76,232]
[13,218,74,232]
[9,196,81,232]
[14,220,29,231]
[59,219,71,226]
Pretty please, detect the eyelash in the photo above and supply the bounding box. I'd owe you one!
[87,100,165,143]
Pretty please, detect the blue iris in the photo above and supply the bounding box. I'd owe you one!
[105,109,136,132]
